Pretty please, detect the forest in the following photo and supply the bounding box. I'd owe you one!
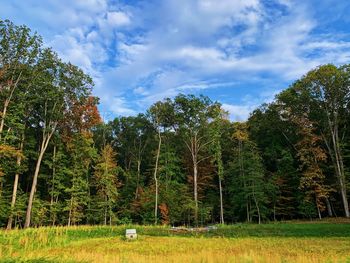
[1,20,350,229]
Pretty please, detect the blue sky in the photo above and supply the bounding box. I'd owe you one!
[1,0,350,120]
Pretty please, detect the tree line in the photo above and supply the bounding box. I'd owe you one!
[1,20,349,229]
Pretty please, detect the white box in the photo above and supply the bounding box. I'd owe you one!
[125,229,137,239]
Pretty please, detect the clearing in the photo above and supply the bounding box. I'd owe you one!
[1,221,350,263]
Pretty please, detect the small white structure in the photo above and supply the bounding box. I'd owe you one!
[125,229,137,240]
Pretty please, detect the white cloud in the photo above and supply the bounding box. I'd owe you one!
[176,46,224,61]
[73,0,107,11]
[222,88,279,121]
[3,0,350,120]
[107,11,131,27]
[302,41,350,50]
[133,86,149,96]
[110,97,136,116]
[222,104,255,121]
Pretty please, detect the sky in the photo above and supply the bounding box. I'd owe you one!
[1,0,350,121]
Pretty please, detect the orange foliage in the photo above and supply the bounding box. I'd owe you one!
[293,114,330,211]
[62,96,102,142]
[70,96,102,131]
[158,203,170,225]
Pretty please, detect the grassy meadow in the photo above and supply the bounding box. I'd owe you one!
[1,221,350,263]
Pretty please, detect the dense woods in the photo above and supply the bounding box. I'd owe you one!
[1,20,350,228]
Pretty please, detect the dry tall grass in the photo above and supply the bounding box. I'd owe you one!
[6,236,350,263]
[1,223,350,262]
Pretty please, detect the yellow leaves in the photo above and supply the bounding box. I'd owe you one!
[293,114,330,207]
[232,122,249,142]
[0,143,24,159]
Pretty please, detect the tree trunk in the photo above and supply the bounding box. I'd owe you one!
[316,196,322,220]
[219,176,224,224]
[193,154,198,225]
[24,126,56,228]
[0,72,22,140]
[7,135,24,230]
[331,126,349,217]
[325,197,333,217]
[104,195,107,225]
[252,187,261,224]
[68,197,73,227]
[135,159,141,199]
[24,149,45,228]
[50,145,56,225]
[247,201,251,223]
[109,200,112,226]
[0,99,9,139]
[154,128,161,225]
[323,115,349,218]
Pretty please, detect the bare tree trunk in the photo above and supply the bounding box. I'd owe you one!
[325,197,333,217]
[252,186,261,224]
[50,144,56,225]
[334,133,349,218]
[247,201,251,223]
[316,196,322,219]
[219,176,224,224]
[7,135,24,230]
[109,201,112,226]
[104,196,107,225]
[184,132,213,226]
[331,127,349,217]
[0,72,22,140]
[154,127,161,225]
[323,114,349,217]
[317,205,322,219]
[135,159,141,199]
[24,149,45,228]
[0,99,9,138]
[24,124,56,228]
[68,197,73,227]
[193,152,198,225]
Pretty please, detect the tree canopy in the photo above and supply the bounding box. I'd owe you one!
[1,20,350,228]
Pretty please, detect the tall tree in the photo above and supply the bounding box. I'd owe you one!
[94,144,119,225]
[293,114,330,219]
[66,132,96,226]
[24,51,93,228]
[209,108,227,224]
[173,94,218,224]
[230,123,267,223]
[278,65,350,217]
[0,20,41,138]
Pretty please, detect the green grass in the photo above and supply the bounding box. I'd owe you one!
[1,222,350,262]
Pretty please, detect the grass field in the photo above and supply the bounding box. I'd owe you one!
[1,221,350,263]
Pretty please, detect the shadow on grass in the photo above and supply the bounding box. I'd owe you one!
[0,258,78,263]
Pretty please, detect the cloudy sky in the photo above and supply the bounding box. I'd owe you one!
[1,0,350,120]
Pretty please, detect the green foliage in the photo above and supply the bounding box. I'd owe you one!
[1,19,350,228]
[65,133,97,225]
[227,124,269,223]
[93,144,120,225]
